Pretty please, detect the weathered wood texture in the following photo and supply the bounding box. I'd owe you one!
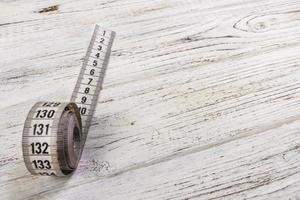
[1,0,300,199]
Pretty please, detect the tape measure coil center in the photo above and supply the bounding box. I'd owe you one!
[57,103,82,174]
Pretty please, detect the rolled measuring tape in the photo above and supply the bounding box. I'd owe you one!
[22,25,116,176]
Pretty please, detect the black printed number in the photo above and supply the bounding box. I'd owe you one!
[36,110,55,118]
[88,78,93,85]
[84,87,90,94]
[33,124,49,135]
[31,142,49,154]
[33,160,51,169]
[79,107,87,115]
[39,172,55,176]
[93,60,97,66]
[81,97,87,103]
[42,102,60,107]
[90,69,95,75]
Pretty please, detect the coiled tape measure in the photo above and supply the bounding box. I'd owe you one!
[22,25,115,176]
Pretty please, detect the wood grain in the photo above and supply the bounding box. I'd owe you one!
[1,0,300,199]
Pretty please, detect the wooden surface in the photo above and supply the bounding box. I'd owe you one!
[1,0,300,199]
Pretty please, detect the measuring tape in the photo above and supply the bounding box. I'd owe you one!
[22,25,115,176]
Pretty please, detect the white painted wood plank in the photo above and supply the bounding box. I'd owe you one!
[0,0,300,199]
[29,119,300,200]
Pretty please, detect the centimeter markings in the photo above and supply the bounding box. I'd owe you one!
[71,25,115,141]
[23,102,66,176]
[22,25,115,176]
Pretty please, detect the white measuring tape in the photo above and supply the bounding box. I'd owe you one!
[22,25,115,176]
